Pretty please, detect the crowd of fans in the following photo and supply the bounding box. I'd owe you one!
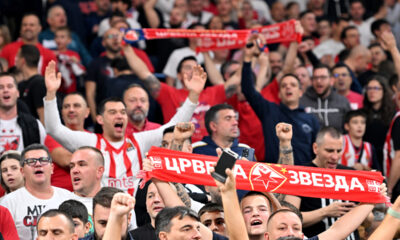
[2,0,400,239]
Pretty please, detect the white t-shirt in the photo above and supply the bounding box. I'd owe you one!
[0,187,74,240]
[0,117,46,154]
[312,39,345,59]
[349,17,376,47]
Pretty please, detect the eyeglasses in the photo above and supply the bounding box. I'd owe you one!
[366,86,383,91]
[23,157,52,166]
[334,73,349,78]
[312,75,329,81]
[105,34,119,39]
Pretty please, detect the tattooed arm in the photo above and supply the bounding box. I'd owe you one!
[276,122,294,165]
[122,42,161,98]
[170,122,195,151]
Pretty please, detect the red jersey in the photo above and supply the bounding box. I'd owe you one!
[56,50,86,94]
[45,135,73,191]
[126,119,161,135]
[384,111,400,176]
[157,83,226,142]
[340,135,372,168]
[0,40,56,75]
[346,91,363,110]
[261,78,280,104]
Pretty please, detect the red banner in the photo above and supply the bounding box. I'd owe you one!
[196,19,301,52]
[139,147,387,203]
[123,20,302,52]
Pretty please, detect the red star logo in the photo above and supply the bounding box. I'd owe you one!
[252,169,278,190]
[249,164,287,192]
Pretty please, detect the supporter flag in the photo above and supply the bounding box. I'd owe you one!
[139,147,388,204]
[123,20,302,52]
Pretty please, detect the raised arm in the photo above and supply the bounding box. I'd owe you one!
[44,61,96,151]
[285,195,356,228]
[381,31,400,89]
[319,184,387,240]
[103,193,136,240]
[202,51,225,85]
[276,122,294,165]
[368,194,400,240]
[122,42,161,98]
[143,0,160,28]
[255,52,270,92]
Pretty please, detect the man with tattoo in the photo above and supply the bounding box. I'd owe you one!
[122,44,240,142]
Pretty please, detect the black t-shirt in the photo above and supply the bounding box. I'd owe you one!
[212,232,228,240]
[130,223,156,240]
[18,74,46,119]
[300,162,359,240]
[85,56,113,104]
[391,117,400,150]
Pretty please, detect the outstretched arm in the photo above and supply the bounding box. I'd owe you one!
[202,51,225,85]
[122,42,161,98]
[319,184,387,240]
[368,195,400,240]
[44,61,97,151]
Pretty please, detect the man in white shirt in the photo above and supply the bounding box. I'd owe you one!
[0,144,73,240]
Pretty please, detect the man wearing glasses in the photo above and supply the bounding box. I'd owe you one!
[300,64,351,132]
[0,143,74,240]
[332,63,364,110]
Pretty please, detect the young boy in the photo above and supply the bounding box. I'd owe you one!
[54,26,85,94]
[341,110,378,170]
[59,199,92,238]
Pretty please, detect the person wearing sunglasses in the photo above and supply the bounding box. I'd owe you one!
[0,143,74,240]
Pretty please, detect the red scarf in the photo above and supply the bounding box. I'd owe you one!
[123,20,302,52]
[138,147,387,204]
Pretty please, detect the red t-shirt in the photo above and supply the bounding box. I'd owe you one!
[45,135,73,191]
[157,83,226,142]
[228,96,265,161]
[126,119,161,135]
[0,40,57,75]
[347,91,363,110]
[261,78,281,104]
[0,206,19,240]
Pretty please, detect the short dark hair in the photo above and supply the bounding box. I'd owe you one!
[110,57,131,72]
[331,62,351,74]
[389,74,399,89]
[97,97,125,115]
[350,0,364,7]
[0,72,18,86]
[279,200,303,223]
[59,199,89,224]
[299,10,313,19]
[371,19,390,37]
[55,26,71,38]
[198,203,224,218]
[163,125,175,136]
[241,191,272,212]
[315,127,342,146]
[76,146,105,166]
[313,64,331,77]
[204,104,235,136]
[176,56,197,73]
[267,209,302,226]
[155,206,199,237]
[279,73,302,89]
[93,187,123,215]
[37,209,75,233]
[220,60,240,79]
[21,144,51,166]
[344,109,367,124]
[122,83,147,100]
[19,45,40,68]
[340,26,358,41]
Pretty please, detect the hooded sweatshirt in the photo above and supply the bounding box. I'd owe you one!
[300,87,351,131]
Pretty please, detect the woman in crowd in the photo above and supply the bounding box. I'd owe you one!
[362,75,396,172]
[0,150,24,195]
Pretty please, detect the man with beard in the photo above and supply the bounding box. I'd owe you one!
[300,64,350,132]
[123,84,160,135]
